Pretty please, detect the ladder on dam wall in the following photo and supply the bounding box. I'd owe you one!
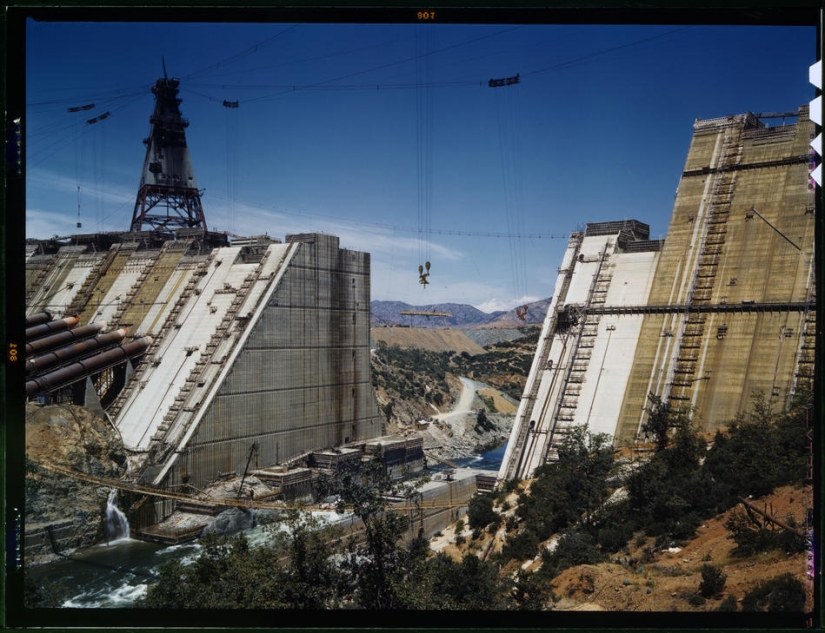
[26,255,56,306]
[543,247,612,463]
[106,245,168,332]
[144,246,284,465]
[106,252,216,420]
[790,265,816,404]
[66,244,121,317]
[670,123,742,404]
[500,232,583,481]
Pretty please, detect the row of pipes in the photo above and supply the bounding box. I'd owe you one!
[25,310,151,398]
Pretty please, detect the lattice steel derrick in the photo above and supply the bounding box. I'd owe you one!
[130,76,207,233]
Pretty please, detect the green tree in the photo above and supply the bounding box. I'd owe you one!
[138,513,345,609]
[541,530,603,575]
[467,493,499,531]
[509,567,556,610]
[424,553,506,610]
[640,393,692,452]
[705,390,810,504]
[510,427,613,560]
[320,457,434,609]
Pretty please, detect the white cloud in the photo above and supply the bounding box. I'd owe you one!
[28,169,135,206]
[25,208,83,240]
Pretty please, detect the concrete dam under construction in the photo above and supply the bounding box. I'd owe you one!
[24,73,815,547]
[500,107,816,481]
[25,75,392,536]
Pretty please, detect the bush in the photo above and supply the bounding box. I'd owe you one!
[501,528,540,562]
[699,564,727,597]
[468,493,499,531]
[741,574,806,612]
[725,510,808,557]
[543,531,603,574]
[597,521,636,554]
[687,593,706,606]
[718,595,739,611]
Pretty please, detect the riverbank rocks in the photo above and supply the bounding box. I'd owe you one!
[202,508,256,536]
[25,403,128,565]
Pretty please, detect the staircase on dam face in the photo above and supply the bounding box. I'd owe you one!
[670,124,742,405]
[791,266,816,402]
[106,252,215,420]
[145,247,279,461]
[65,245,121,317]
[500,233,583,481]
[543,248,613,462]
[26,255,55,306]
[107,245,167,330]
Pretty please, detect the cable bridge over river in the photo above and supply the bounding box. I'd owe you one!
[31,460,472,513]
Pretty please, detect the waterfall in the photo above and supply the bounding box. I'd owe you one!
[105,489,130,542]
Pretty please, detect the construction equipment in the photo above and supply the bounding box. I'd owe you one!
[418,261,431,286]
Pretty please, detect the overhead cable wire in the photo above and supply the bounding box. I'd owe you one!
[182,23,301,81]
[183,25,688,102]
[185,79,481,92]
[247,199,570,239]
[243,24,524,105]
[26,84,151,110]
[27,92,149,169]
[202,31,419,80]
[494,78,529,304]
[521,25,694,79]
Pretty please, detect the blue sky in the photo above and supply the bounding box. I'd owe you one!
[25,19,816,311]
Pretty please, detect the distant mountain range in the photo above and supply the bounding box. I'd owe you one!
[370,299,551,328]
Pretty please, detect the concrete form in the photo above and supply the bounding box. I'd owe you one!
[500,107,816,481]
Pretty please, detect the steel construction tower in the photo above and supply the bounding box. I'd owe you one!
[130,73,207,233]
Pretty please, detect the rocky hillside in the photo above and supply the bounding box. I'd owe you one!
[25,403,128,564]
[482,298,551,328]
[370,326,540,461]
[371,299,550,328]
[433,483,812,613]
[370,301,494,328]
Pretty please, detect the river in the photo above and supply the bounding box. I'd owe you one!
[25,444,507,609]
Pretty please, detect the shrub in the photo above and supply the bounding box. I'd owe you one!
[687,593,706,606]
[725,510,808,557]
[543,531,603,574]
[741,574,806,612]
[467,493,499,531]
[699,564,727,597]
[501,528,540,562]
[597,522,636,554]
[718,595,739,611]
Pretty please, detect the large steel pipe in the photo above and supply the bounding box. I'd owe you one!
[26,336,152,397]
[26,328,127,376]
[25,311,54,328]
[25,316,80,342]
[25,321,106,356]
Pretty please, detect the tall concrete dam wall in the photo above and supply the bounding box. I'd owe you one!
[26,232,383,523]
[500,106,816,481]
